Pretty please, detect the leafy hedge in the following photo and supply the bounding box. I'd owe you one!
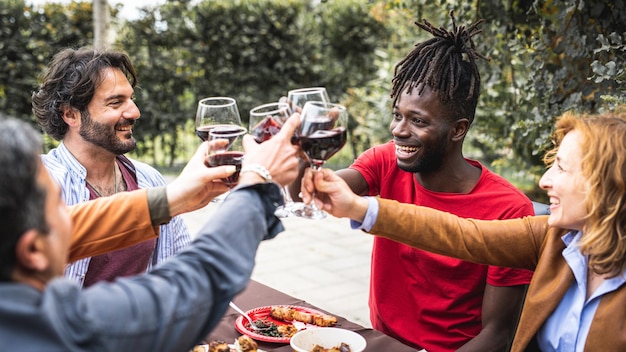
[1,0,624,198]
[117,0,389,166]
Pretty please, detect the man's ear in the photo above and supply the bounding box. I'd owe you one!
[61,105,80,127]
[451,118,470,142]
[14,230,49,272]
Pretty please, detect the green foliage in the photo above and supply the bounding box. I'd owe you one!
[190,0,308,116]
[369,0,625,199]
[1,0,624,199]
[0,0,93,125]
[118,0,389,166]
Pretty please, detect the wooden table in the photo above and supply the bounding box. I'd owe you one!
[205,280,417,351]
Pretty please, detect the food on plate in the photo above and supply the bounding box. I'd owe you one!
[236,335,258,352]
[276,323,299,338]
[311,342,351,352]
[270,306,338,327]
[249,318,281,338]
[190,344,209,352]
[188,341,232,352]
[245,317,297,339]
[194,335,267,352]
[208,340,233,352]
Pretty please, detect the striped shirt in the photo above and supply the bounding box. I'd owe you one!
[42,142,192,287]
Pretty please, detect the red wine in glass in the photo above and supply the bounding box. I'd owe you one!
[300,116,336,136]
[250,116,282,143]
[196,126,212,141]
[209,125,247,147]
[197,124,244,142]
[298,127,347,167]
[207,151,244,186]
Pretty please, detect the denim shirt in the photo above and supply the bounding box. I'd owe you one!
[41,142,192,286]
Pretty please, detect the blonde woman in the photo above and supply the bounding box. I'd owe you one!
[306,108,626,351]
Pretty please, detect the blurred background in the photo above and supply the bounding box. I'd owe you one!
[2,0,625,201]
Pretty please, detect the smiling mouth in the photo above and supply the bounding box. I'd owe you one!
[396,145,418,153]
[116,126,132,132]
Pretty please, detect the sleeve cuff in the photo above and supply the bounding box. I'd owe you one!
[147,186,172,226]
[350,196,378,231]
[231,181,284,239]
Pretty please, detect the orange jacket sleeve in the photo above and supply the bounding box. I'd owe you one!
[67,189,159,262]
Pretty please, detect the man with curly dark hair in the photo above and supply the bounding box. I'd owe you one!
[32,47,192,288]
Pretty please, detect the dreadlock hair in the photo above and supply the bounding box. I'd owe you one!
[391,11,489,123]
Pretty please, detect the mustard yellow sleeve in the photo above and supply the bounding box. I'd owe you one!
[68,189,159,262]
[371,198,550,270]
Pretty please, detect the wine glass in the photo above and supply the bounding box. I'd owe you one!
[249,102,290,143]
[285,87,330,114]
[282,87,331,209]
[291,101,348,220]
[207,126,247,203]
[195,97,242,141]
[249,102,293,217]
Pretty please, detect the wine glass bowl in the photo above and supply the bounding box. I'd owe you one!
[292,101,348,220]
[297,104,347,168]
[207,125,247,187]
[249,102,290,143]
[195,97,242,141]
[286,87,330,114]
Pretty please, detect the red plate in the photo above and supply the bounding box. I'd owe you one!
[234,305,327,343]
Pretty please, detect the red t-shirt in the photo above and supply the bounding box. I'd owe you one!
[351,141,534,352]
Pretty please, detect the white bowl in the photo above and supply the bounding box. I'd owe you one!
[290,327,367,352]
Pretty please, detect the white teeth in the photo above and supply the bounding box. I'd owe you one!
[396,146,418,153]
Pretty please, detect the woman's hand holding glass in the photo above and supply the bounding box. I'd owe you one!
[299,167,369,223]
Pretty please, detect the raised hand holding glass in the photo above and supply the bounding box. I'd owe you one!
[291,101,348,219]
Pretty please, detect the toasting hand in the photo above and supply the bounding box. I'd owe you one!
[301,167,369,222]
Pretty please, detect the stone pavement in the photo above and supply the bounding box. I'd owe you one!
[179,201,374,329]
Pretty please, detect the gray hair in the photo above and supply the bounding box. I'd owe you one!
[0,117,48,281]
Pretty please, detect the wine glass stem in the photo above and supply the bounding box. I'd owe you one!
[282,186,293,204]
[308,164,322,209]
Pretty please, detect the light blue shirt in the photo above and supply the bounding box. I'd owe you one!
[42,142,192,286]
[536,230,625,352]
[349,196,378,231]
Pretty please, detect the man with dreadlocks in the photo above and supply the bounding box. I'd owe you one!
[331,12,535,351]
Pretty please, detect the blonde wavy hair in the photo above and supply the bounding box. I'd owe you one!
[543,106,626,277]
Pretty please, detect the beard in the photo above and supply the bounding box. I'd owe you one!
[397,137,448,174]
[79,111,136,155]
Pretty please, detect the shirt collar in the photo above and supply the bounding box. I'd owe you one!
[561,229,583,247]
